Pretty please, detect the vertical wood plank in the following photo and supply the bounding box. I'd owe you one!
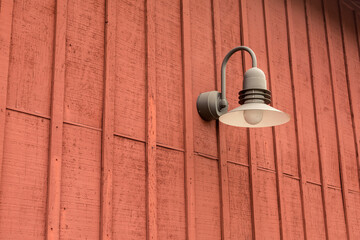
[145,0,157,239]
[323,1,357,239]
[212,0,230,239]
[156,148,186,239]
[194,156,222,239]
[191,0,218,158]
[0,112,50,239]
[305,0,346,238]
[262,0,290,238]
[101,0,116,239]
[228,164,253,239]
[60,126,101,239]
[46,0,67,239]
[0,0,14,186]
[114,0,146,141]
[181,0,196,238]
[155,0,184,150]
[284,0,312,238]
[64,0,105,129]
[112,137,146,239]
[356,13,360,59]
[340,3,360,192]
[355,12,360,179]
[243,0,281,238]
[239,0,258,238]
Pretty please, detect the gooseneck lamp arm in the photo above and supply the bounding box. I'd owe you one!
[219,46,257,109]
[197,46,290,127]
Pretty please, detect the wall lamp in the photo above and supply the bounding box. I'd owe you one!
[196,46,290,127]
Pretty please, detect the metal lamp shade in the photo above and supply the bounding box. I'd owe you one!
[219,103,290,128]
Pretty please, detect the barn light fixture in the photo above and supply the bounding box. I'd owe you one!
[196,46,290,127]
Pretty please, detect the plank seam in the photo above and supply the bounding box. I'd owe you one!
[6,107,51,120]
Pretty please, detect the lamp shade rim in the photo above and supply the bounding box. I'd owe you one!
[219,103,290,127]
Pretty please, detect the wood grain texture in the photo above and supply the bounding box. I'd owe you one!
[285,0,316,237]
[305,0,342,237]
[327,188,347,239]
[347,192,360,239]
[181,0,196,238]
[60,125,101,240]
[256,170,281,239]
[101,0,116,238]
[228,164,252,239]
[113,137,146,240]
[191,0,218,157]
[115,0,146,141]
[0,111,49,239]
[283,177,304,239]
[264,0,298,178]
[155,0,184,150]
[145,0,157,239]
[46,0,67,238]
[340,2,360,192]
[219,0,248,167]
[6,0,54,116]
[212,0,230,239]
[305,183,326,239]
[246,0,276,172]
[239,1,258,238]
[263,0,298,238]
[245,0,279,238]
[156,147,186,239]
[194,156,221,240]
[0,0,14,188]
[323,0,357,238]
[64,0,105,129]
[0,0,358,239]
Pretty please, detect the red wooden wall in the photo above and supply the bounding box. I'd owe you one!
[0,0,359,239]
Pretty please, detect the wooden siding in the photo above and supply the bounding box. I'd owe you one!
[0,0,359,239]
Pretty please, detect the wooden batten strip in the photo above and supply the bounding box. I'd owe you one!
[46,1,67,239]
[100,0,116,239]
[145,0,157,239]
[239,0,258,238]
[0,0,14,188]
[284,0,310,238]
[262,1,286,238]
[180,0,196,238]
[212,0,230,239]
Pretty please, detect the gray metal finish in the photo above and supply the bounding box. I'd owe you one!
[197,46,269,121]
[220,46,257,107]
[196,91,228,120]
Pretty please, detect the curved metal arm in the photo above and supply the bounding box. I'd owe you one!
[220,46,257,108]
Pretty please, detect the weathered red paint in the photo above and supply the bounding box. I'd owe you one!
[0,0,359,239]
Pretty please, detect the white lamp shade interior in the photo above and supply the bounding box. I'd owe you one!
[219,103,290,127]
